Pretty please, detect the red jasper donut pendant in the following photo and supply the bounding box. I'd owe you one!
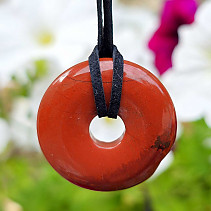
[37,58,177,191]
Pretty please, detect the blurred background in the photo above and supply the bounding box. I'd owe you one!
[0,0,211,210]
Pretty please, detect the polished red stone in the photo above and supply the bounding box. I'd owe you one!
[37,59,177,191]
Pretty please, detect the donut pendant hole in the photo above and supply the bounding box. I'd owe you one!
[89,116,126,148]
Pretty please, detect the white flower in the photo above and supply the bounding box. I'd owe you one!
[162,1,211,127]
[89,116,125,144]
[0,0,158,87]
[0,0,97,86]
[10,97,39,151]
[9,59,61,151]
[114,4,158,75]
[150,151,174,180]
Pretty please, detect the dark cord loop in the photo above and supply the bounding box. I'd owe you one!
[89,46,107,118]
[107,46,124,118]
[89,0,124,119]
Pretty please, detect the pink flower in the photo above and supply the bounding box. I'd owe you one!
[148,0,198,75]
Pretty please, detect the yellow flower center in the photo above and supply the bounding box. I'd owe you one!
[103,117,116,125]
[37,32,54,46]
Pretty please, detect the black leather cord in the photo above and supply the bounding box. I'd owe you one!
[97,0,113,58]
[107,45,124,118]
[89,46,107,118]
[89,0,124,119]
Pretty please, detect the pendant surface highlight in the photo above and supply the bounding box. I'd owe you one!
[37,58,177,191]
